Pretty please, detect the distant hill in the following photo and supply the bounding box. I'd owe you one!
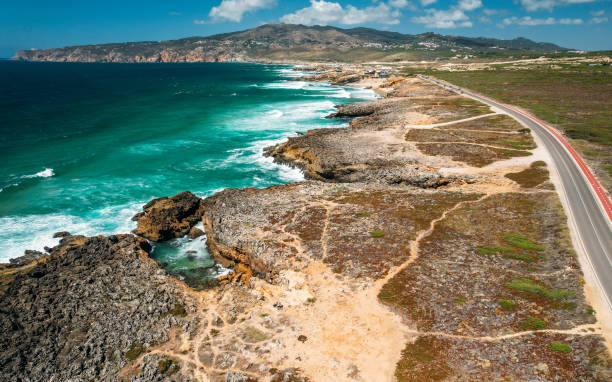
[13,23,568,63]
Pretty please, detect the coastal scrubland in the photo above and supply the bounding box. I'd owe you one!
[416,63,612,193]
[1,68,610,381]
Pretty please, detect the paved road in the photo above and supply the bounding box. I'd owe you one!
[419,75,612,312]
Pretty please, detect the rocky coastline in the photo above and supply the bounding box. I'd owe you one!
[1,67,611,381]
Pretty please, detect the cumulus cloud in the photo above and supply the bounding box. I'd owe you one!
[590,10,605,16]
[411,0,481,28]
[519,0,596,12]
[412,8,472,28]
[420,0,438,6]
[280,0,402,25]
[457,0,482,11]
[209,0,276,22]
[502,16,584,25]
[388,0,410,8]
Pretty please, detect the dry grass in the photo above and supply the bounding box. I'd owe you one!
[505,161,550,188]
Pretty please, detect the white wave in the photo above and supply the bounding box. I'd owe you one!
[0,183,19,193]
[262,81,307,90]
[219,134,306,184]
[348,87,378,100]
[266,109,284,118]
[0,202,142,263]
[275,68,303,78]
[22,168,54,179]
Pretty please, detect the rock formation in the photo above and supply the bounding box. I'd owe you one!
[132,191,204,242]
[0,234,191,382]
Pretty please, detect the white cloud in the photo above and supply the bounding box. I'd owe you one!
[420,0,438,6]
[519,0,596,12]
[590,16,609,24]
[458,0,482,11]
[502,16,584,25]
[168,11,181,16]
[388,0,409,8]
[280,0,402,25]
[410,0,481,28]
[590,10,605,16]
[209,0,276,22]
[194,20,206,24]
[412,8,472,28]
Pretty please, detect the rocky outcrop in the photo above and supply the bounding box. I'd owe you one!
[264,127,467,187]
[0,234,191,382]
[300,71,364,85]
[8,249,44,267]
[132,191,204,242]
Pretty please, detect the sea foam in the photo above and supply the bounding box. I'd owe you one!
[22,168,55,179]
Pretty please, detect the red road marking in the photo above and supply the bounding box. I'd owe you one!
[428,76,612,222]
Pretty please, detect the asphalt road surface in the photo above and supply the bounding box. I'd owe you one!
[420,75,612,312]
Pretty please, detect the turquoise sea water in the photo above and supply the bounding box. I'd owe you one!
[0,61,375,281]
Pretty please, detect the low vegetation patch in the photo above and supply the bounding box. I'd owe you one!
[548,342,572,354]
[125,343,145,361]
[158,358,180,376]
[370,230,385,238]
[395,336,451,381]
[503,233,544,251]
[243,327,270,342]
[416,142,532,167]
[499,299,516,310]
[497,140,536,150]
[520,317,547,330]
[163,303,187,317]
[438,114,523,132]
[506,278,574,300]
[476,246,514,255]
[503,252,537,263]
[505,161,550,188]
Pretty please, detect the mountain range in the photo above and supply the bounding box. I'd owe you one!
[13,23,568,63]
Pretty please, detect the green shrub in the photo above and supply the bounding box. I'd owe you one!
[370,231,385,238]
[455,297,467,304]
[358,211,371,217]
[499,140,532,150]
[158,358,179,376]
[503,233,544,251]
[503,253,536,263]
[506,278,574,300]
[548,342,572,354]
[520,317,546,330]
[164,303,187,317]
[476,246,515,255]
[499,299,516,310]
[125,343,145,361]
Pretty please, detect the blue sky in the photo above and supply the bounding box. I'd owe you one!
[1,0,611,57]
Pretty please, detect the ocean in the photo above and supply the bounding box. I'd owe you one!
[0,61,376,284]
